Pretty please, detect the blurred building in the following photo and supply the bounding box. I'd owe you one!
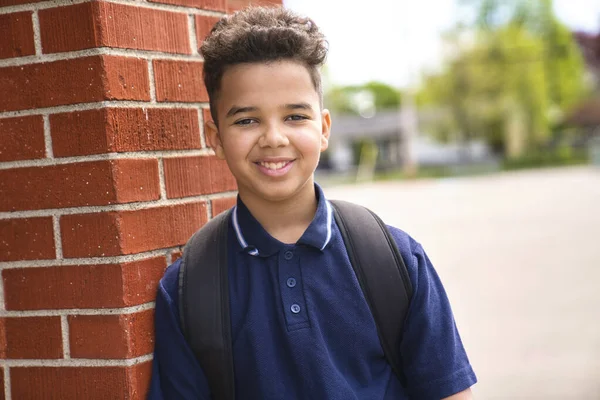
[323,110,494,173]
[573,31,600,88]
[567,30,600,137]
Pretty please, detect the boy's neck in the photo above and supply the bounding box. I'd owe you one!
[239,181,318,245]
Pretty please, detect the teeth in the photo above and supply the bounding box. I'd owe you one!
[260,161,288,170]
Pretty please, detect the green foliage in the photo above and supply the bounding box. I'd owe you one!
[502,147,589,170]
[325,81,402,115]
[417,0,587,156]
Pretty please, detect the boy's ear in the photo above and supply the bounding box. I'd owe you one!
[320,109,332,152]
[205,120,225,159]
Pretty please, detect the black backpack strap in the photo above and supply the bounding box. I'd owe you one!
[330,200,413,386]
[178,209,234,400]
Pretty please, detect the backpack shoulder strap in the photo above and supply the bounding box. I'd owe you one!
[178,209,234,400]
[329,200,413,385]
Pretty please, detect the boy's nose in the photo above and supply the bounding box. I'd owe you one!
[259,124,289,148]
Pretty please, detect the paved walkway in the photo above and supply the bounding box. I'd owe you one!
[323,166,600,399]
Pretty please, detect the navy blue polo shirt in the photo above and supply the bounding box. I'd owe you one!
[149,184,476,400]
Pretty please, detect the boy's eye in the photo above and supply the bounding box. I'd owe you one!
[286,115,308,122]
[234,118,256,126]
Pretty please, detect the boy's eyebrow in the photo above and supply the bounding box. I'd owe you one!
[226,106,257,118]
[284,103,313,111]
[225,103,314,118]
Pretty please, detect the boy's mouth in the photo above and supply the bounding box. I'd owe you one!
[257,160,294,170]
[254,159,296,176]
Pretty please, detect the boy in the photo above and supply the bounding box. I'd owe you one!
[149,6,476,400]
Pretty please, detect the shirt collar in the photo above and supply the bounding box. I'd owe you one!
[231,183,333,257]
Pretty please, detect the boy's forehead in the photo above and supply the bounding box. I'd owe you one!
[217,61,320,110]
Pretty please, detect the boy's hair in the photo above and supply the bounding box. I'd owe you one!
[200,6,328,123]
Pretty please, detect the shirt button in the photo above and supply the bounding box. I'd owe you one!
[286,277,297,288]
[290,304,301,314]
[284,251,293,260]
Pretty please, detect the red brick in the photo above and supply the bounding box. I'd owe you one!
[61,212,121,258]
[10,362,152,400]
[149,0,226,11]
[212,196,236,216]
[69,310,154,359]
[51,108,201,157]
[0,368,4,400]
[0,115,45,162]
[0,12,35,59]
[153,60,208,102]
[3,257,166,311]
[61,202,208,257]
[103,56,151,101]
[0,159,159,212]
[0,55,149,112]
[0,316,62,359]
[0,217,54,262]
[164,156,236,198]
[130,361,153,399]
[39,2,190,55]
[195,15,220,46]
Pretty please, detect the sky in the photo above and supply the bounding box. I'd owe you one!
[283,0,600,88]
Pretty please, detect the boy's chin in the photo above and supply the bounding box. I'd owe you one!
[241,180,315,204]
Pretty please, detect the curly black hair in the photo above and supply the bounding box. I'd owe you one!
[200,6,328,122]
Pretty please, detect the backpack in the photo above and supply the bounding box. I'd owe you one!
[178,200,413,400]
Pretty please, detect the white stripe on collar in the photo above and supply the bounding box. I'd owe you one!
[232,200,333,255]
[232,206,259,256]
[320,200,333,251]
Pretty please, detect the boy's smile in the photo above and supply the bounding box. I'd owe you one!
[206,60,331,207]
[255,158,295,177]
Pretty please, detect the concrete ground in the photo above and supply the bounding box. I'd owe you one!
[322,166,600,400]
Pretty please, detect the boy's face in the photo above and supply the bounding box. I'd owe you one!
[206,60,331,205]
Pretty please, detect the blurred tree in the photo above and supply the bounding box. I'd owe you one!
[417,0,586,156]
[325,81,402,115]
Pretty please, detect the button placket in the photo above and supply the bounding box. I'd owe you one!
[278,247,309,330]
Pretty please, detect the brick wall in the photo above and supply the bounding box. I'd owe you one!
[0,0,279,398]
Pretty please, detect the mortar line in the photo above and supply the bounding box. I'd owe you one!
[0,270,4,311]
[42,115,53,158]
[0,247,181,269]
[198,106,207,148]
[0,302,155,318]
[206,197,214,219]
[188,14,199,56]
[0,100,209,120]
[0,148,213,170]
[52,215,63,259]
[31,10,42,56]
[0,354,153,368]
[4,366,11,400]
[158,158,167,200]
[147,61,157,102]
[61,315,71,359]
[0,190,236,221]
[0,46,204,69]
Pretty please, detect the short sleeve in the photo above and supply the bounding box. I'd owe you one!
[389,227,477,399]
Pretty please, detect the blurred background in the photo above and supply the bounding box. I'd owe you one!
[283,0,600,398]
